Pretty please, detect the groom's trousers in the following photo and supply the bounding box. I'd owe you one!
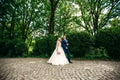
[65,49,71,62]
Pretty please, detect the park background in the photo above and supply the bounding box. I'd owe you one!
[0,0,120,60]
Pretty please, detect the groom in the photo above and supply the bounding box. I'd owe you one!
[62,35,72,63]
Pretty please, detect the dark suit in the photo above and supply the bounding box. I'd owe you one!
[61,38,71,63]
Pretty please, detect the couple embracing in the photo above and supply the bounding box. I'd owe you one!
[47,35,72,65]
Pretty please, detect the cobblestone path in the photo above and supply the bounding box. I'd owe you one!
[0,58,120,80]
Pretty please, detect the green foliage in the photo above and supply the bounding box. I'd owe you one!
[85,47,109,59]
[0,39,28,57]
[0,0,119,59]
[32,35,58,57]
[0,39,8,57]
[109,18,120,27]
[75,0,120,35]
[67,31,93,58]
[95,27,120,59]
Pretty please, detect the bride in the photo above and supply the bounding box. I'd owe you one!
[47,37,69,65]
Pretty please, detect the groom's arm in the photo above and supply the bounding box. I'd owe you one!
[62,40,67,49]
[66,40,69,46]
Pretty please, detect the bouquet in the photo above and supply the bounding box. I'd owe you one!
[57,51,60,55]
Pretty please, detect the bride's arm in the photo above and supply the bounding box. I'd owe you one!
[56,41,60,54]
[56,41,59,51]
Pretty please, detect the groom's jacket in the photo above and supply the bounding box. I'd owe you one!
[62,38,68,52]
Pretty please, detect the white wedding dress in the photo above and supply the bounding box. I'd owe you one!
[47,41,69,65]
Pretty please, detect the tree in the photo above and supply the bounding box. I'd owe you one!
[109,17,120,27]
[0,0,45,41]
[55,0,78,35]
[0,0,14,39]
[75,0,120,35]
[48,0,60,34]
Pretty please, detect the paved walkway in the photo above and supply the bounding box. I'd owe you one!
[0,58,120,80]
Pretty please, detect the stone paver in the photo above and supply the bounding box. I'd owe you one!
[0,58,120,80]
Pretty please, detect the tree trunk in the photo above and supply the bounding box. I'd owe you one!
[1,22,5,40]
[49,0,60,35]
[49,8,55,34]
[9,9,15,39]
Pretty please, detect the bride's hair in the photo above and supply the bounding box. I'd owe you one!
[56,38,61,47]
[57,37,61,41]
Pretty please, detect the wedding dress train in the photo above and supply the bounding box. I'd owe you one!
[47,40,69,65]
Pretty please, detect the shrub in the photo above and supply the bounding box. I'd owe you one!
[67,31,93,58]
[32,35,58,57]
[15,39,28,57]
[0,39,8,57]
[95,27,120,59]
[0,38,28,57]
[85,47,109,59]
